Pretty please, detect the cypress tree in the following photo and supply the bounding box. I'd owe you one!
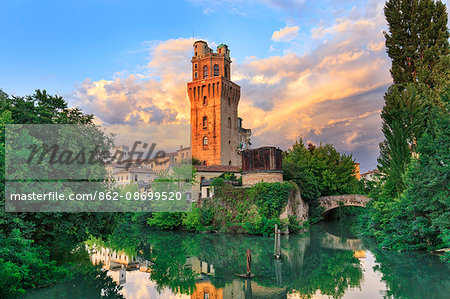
[384,0,449,90]
[379,0,449,194]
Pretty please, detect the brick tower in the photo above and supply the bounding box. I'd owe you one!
[187,41,250,166]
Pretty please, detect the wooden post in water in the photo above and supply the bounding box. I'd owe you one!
[246,249,252,277]
[274,224,281,259]
[119,265,126,284]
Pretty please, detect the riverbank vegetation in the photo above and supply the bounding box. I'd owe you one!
[358,0,450,259]
[149,181,295,235]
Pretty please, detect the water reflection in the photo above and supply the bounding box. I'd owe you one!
[24,220,450,299]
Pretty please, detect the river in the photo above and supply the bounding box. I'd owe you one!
[23,219,450,298]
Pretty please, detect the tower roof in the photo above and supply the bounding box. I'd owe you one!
[217,44,228,49]
[193,40,207,45]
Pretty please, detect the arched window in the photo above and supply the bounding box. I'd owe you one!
[214,64,219,76]
[203,116,207,128]
[203,65,208,78]
[224,66,228,79]
[203,96,207,105]
[203,136,208,146]
[228,117,232,128]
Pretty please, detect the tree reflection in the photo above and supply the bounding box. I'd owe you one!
[144,232,197,295]
[290,248,363,298]
[363,238,450,299]
[137,230,364,299]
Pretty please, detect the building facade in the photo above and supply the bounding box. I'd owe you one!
[187,40,251,166]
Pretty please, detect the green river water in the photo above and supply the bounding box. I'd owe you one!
[23,220,450,299]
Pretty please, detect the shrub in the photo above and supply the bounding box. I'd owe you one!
[243,216,281,236]
[147,212,185,230]
[252,182,291,219]
[287,215,302,233]
[0,229,69,297]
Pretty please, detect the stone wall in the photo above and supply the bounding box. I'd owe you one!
[280,188,309,222]
[242,171,283,187]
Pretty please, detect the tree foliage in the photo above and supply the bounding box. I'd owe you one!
[0,89,120,295]
[283,139,362,199]
[364,0,450,253]
[384,0,449,90]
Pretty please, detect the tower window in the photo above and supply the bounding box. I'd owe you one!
[214,64,219,76]
[203,136,208,146]
[228,97,231,106]
[194,72,198,78]
[203,65,208,79]
[228,117,232,128]
[203,116,208,128]
[194,63,197,69]
[203,96,207,105]
[224,66,228,79]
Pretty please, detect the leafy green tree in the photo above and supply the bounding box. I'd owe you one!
[379,0,449,194]
[384,0,449,90]
[366,0,449,252]
[0,89,119,295]
[283,139,361,200]
[386,97,449,250]
[378,84,430,195]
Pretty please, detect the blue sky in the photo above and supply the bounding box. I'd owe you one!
[4,0,441,172]
[1,0,367,96]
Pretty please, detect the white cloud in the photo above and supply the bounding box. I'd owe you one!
[272,25,300,42]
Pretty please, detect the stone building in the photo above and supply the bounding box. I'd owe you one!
[187,40,251,166]
[241,147,283,186]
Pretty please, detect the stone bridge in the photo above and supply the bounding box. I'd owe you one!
[317,194,370,215]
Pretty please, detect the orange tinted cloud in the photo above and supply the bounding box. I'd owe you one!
[73,1,389,171]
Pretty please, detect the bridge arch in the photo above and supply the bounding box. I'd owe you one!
[317,194,370,215]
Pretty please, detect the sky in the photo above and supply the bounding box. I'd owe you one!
[4,0,443,172]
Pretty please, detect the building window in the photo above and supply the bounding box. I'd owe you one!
[203,96,207,105]
[203,136,208,146]
[203,116,208,128]
[224,66,228,79]
[214,64,219,76]
[135,175,138,182]
[194,72,197,78]
[194,63,197,69]
[229,161,231,166]
[203,65,208,78]
[228,97,231,106]
[228,117,232,128]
